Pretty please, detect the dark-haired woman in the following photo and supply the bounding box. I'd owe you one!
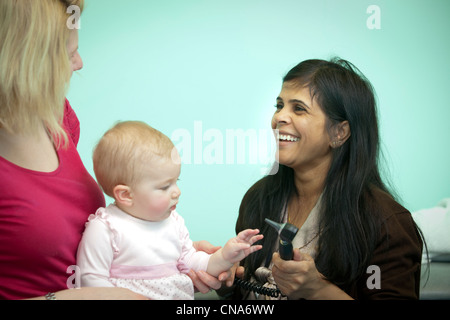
[225,58,423,300]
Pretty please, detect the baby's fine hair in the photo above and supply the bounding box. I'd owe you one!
[93,121,175,198]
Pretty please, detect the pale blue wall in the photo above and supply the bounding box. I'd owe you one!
[68,0,450,245]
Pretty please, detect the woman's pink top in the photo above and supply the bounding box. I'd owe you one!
[0,99,105,300]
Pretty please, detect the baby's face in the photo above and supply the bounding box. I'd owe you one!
[129,155,181,222]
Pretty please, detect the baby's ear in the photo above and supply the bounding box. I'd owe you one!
[113,185,133,207]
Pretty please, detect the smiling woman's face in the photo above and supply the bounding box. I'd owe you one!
[271,81,333,173]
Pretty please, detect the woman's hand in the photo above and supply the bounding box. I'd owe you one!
[271,249,352,300]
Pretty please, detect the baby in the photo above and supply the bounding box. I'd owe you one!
[76,121,262,299]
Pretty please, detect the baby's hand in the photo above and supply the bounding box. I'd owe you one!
[222,229,263,264]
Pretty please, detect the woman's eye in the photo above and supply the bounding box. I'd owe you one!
[294,105,306,112]
[274,104,283,110]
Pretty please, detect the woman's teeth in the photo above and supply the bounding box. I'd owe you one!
[278,134,299,142]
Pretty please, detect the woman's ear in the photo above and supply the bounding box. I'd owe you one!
[113,185,133,207]
[330,120,351,148]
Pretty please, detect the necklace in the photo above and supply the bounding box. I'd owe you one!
[298,231,319,250]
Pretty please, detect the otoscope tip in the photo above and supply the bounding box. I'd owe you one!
[264,218,283,233]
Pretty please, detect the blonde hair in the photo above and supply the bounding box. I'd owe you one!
[93,121,175,198]
[0,0,84,148]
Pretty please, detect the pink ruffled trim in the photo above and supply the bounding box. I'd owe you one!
[110,262,179,280]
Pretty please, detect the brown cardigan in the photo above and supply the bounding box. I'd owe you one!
[347,190,423,299]
[231,186,423,300]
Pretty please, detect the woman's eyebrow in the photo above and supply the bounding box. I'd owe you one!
[277,97,310,109]
[290,99,310,109]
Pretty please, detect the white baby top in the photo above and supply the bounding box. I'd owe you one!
[76,204,210,299]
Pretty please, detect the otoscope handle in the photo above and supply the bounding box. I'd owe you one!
[279,240,294,260]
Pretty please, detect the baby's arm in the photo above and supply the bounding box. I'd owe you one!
[77,217,115,287]
[206,229,263,277]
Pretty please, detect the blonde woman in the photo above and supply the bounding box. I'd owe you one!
[0,0,225,300]
[0,0,127,300]
[0,0,147,300]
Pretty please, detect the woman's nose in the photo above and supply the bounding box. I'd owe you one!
[72,52,83,72]
[272,108,291,128]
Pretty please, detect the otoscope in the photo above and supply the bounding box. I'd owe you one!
[264,218,299,260]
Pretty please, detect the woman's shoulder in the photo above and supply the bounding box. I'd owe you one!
[369,187,410,220]
[62,98,80,146]
[363,188,423,299]
[369,187,421,248]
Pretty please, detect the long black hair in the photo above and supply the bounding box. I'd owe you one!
[237,58,394,289]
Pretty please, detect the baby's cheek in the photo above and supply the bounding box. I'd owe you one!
[148,197,170,213]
